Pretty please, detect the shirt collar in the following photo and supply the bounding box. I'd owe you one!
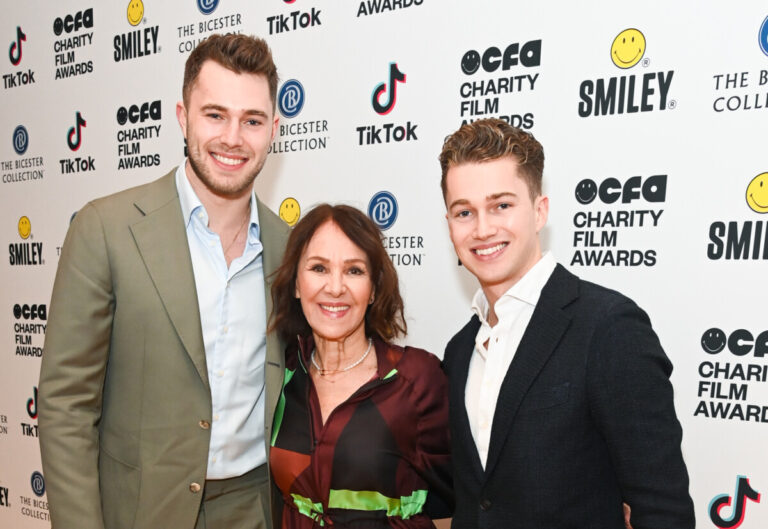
[175,161,260,236]
[471,251,557,325]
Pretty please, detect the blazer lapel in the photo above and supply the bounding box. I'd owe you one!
[256,197,289,441]
[483,265,577,476]
[448,317,486,480]
[130,170,208,388]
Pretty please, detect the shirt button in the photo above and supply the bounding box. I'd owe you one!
[214,414,220,421]
[222,326,228,333]
[198,420,210,429]
[217,370,224,377]
[189,482,202,493]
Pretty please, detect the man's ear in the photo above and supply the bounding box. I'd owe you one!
[176,101,188,139]
[535,195,549,232]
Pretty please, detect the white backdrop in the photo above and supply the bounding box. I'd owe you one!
[2,1,767,527]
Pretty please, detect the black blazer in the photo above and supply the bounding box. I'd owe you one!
[443,264,695,529]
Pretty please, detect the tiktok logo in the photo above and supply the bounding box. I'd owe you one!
[8,26,26,66]
[709,476,761,529]
[67,111,87,151]
[26,386,38,419]
[371,63,406,115]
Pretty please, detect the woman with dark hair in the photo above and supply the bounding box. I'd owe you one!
[269,204,452,529]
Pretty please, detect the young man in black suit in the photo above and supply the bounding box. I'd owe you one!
[439,118,695,529]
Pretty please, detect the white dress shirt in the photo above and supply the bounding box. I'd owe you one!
[465,252,557,468]
[176,163,268,479]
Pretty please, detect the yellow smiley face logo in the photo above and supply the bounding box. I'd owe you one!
[746,172,768,213]
[18,216,31,239]
[611,28,646,69]
[279,197,301,227]
[127,0,144,26]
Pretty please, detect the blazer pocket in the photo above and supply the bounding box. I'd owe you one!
[520,382,570,411]
[99,447,141,529]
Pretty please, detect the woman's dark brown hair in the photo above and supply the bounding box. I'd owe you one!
[270,204,406,343]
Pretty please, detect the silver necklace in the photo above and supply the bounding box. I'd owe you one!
[311,338,373,376]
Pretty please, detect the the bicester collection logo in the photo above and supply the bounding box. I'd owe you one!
[356,63,417,146]
[176,0,244,56]
[18,470,49,522]
[2,126,45,184]
[116,100,162,170]
[578,28,676,118]
[707,172,768,260]
[270,79,329,154]
[53,7,95,80]
[458,39,540,129]
[711,15,768,113]
[570,173,666,266]
[114,0,160,63]
[9,216,43,266]
[4,26,36,90]
[368,191,425,267]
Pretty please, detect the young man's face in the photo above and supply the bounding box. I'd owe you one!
[445,157,548,299]
[176,60,278,199]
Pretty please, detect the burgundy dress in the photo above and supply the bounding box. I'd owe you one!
[270,335,452,528]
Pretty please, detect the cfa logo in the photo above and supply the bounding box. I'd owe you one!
[759,16,768,57]
[746,172,768,214]
[701,328,768,357]
[610,28,647,69]
[17,216,31,239]
[197,0,219,15]
[53,8,94,36]
[8,26,26,66]
[14,304,47,320]
[574,174,667,205]
[117,100,161,125]
[13,125,29,155]
[460,40,541,76]
[67,111,87,151]
[372,63,406,115]
[279,197,300,227]
[27,386,38,420]
[30,471,45,498]
[368,191,398,231]
[709,476,760,529]
[278,80,305,119]
[127,0,144,26]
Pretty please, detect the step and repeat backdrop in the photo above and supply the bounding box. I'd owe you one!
[1,1,767,527]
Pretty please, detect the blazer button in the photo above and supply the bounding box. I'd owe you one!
[198,420,210,429]
[189,482,202,493]
[480,498,492,511]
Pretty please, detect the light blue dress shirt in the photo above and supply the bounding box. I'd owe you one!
[175,163,267,479]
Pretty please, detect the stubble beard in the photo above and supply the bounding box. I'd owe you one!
[187,142,267,198]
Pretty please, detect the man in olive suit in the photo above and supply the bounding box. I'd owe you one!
[39,34,289,529]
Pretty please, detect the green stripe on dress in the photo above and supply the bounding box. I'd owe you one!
[291,493,325,525]
[328,489,427,518]
[270,368,295,447]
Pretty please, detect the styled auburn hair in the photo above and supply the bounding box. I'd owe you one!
[270,204,407,343]
[182,33,278,110]
[439,118,545,201]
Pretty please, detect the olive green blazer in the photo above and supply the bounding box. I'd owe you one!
[39,169,289,529]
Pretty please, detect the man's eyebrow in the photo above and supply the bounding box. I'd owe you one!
[200,104,269,118]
